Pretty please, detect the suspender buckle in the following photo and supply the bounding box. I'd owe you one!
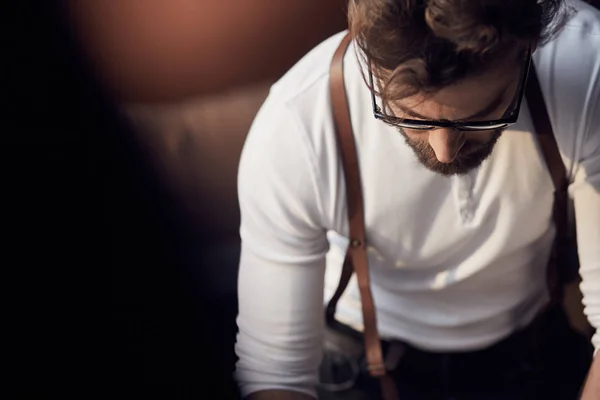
[366,362,386,376]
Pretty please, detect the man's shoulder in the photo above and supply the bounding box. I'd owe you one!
[246,31,350,163]
[534,0,600,156]
[268,31,348,105]
[545,0,600,56]
[566,0,600,35]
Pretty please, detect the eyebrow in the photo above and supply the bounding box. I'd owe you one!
[395,89,508,122]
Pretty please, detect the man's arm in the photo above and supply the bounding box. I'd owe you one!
[581,356,600,400]
[570,60,600,400]
[234,98,329,398]
[575,146,600,398]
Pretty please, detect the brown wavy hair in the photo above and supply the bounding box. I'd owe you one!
[349,0,569,106]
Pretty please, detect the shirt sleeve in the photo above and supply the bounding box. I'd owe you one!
[234,95,329,398]
[571,88,600,355]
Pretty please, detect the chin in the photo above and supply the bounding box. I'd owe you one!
[422,158,485,176]
[404,129,503,176]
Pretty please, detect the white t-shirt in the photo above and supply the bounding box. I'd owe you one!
[235,1,600,397]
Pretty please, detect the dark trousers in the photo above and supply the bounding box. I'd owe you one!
[319,306,593,400]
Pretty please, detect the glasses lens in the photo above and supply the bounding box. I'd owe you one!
[398,122,435,131]
[458,123,510,132]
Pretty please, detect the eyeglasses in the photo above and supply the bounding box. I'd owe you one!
[368,48,532,132]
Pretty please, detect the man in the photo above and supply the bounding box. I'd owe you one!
[235,0,600,399]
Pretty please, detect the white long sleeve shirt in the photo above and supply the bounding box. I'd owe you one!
[235,2,600,397]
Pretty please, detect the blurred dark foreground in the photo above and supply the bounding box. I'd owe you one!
[1,1,347,398]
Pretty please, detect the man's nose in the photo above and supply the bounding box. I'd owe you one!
[428,129,465,163]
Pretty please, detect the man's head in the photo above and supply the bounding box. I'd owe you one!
[350,0,567,175]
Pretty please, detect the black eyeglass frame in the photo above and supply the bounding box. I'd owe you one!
[368,48,532,131]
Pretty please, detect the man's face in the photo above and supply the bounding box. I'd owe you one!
[389,57,522,176]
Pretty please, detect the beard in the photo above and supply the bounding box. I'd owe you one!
[400,129,503,176]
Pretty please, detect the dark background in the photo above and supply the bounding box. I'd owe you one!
[1,1,346,397]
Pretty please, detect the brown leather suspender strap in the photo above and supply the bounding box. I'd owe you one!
[328,33,399,400]
[526,66,568,195]
[327,33,568,400]
[325,34,362,327]
[526,63,569,304]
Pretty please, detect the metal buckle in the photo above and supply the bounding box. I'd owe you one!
[367,362,386,377]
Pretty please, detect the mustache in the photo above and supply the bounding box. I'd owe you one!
[399,129,503,176]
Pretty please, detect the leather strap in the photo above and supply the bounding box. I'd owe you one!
[328,33,399,400]
[525,63,568,304]
[327,32,568,399]
[526,66,568,194]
